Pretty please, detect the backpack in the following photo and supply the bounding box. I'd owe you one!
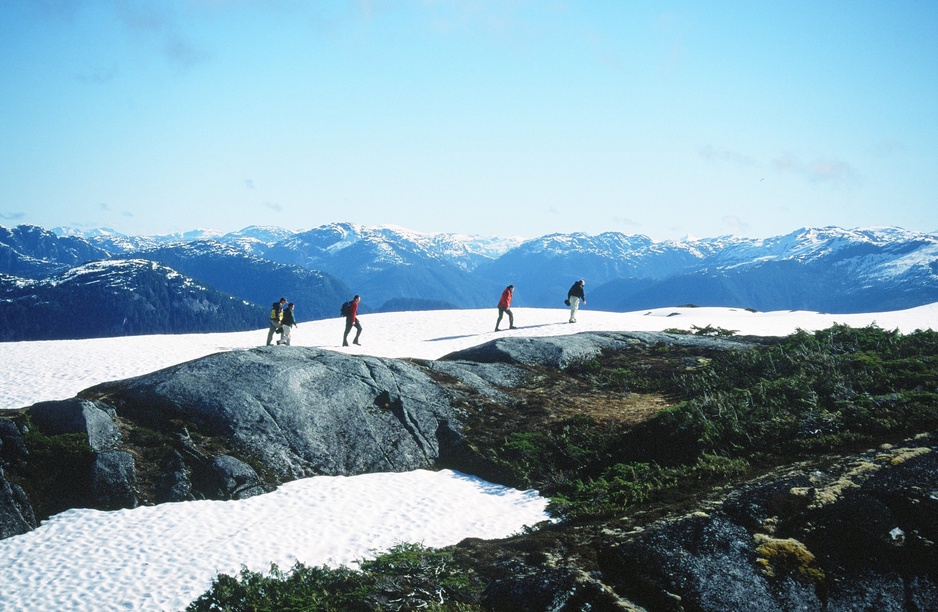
[270,302,282,320]
[340,301,352,317]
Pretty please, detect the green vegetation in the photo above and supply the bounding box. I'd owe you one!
[189,324,938,607]
[755,536,826,585]
[12,418,96,519]
[689,323,739,337]
[548,453,751,520]
[663,324,739,336]
[187,543,482,611]
[551,325,938,521]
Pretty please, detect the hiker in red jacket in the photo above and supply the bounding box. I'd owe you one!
[495,284,516,331]
[343,295,362,346]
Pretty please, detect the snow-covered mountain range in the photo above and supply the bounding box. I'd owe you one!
[2,222,936,340]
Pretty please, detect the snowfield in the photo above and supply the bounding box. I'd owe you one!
[3,305,937,412]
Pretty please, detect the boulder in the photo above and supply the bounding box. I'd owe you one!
[26,398,122,450]
[0,419,28,461]
[442,331,755,369]
[203,455,265,500]
[0,467,35,539]
[154,449,195,503]
[91,450,138,510]
[82,348,463,480]
[605,514,783,612]
[481,561,630,611]
[419,360,525,402]
[596,438,938,611]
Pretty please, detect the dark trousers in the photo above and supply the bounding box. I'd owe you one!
[496,307,514,329]
[343,319,362,345]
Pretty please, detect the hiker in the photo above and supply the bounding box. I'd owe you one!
[495,284,516,331]
[266,297,287,346]
[566,280,585,323]
[342,295,362,346]
[277,302,296,345]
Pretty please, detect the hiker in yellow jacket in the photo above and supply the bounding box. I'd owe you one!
[266,297,286,346]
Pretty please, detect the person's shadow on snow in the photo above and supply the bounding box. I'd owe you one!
[428,323,562,342]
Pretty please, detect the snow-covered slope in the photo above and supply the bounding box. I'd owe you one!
[0,259,263,341]
[4,303,936,411]
[8,223,938,316]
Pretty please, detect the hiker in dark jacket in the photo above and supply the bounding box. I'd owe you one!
[266,297,286,345]
[495,285,515,331]
[567,280,585,323]
[277,303,297,345]
[343,295,362,346]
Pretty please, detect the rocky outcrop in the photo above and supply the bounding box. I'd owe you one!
[0,345,485,526]
[470,435,938,611]
[91,450,138,510]
[0,467,35,539]
[81,347,464,481]
[27,398,122,450]
[442,331,758,369]
[0,420,36,538]
[0,333,935,611]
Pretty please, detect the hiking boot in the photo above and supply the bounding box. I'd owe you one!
[353,340,361,345]
[342,341,349,347]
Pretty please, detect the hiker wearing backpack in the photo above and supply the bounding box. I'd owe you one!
[566,280,585,323]
[342,295,362,347]
[266,297,287,346]
[277,303,297,345]
[495,284,516,331]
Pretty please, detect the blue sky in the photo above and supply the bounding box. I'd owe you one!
[1,1,936,240]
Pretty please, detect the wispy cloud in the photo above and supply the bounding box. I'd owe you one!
[0,212,27,221]
[722,215,750,234]
[164,34,211,68]
[613,215,640,228]
[773,153,857,184]
[871,139,904,158]
[99,202,134,218]
[112,0,211,69]
[702,146,858,186]
[79,63,120,84]
[244,179,256,190]
[22,0,79,20]
[656,11,686,74]
[113,0,172,32]
[584,30,622,70]
[262,201,283,212]
[699,145,757,167]
[805,159,854,183]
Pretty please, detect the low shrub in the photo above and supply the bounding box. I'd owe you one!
[187,543,482,611]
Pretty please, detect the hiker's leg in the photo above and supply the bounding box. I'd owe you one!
[506,307,514,328]
[496,307,505,330]
[353,321,362,343]
[267,321,278,345]
[569,297,580,322]
[343,320,353,346]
